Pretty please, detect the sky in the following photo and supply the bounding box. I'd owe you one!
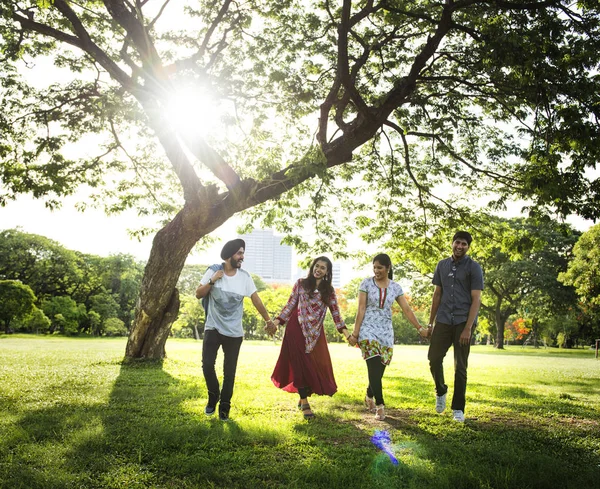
[0,191,382,285]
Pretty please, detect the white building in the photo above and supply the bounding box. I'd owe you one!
[238,229,292,283]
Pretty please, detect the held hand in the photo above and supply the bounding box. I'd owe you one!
[265,320,277,336]
[418,327,429,338]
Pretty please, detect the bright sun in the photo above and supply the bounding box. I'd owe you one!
[164,86,219,139]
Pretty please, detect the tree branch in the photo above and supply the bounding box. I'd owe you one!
[12,8,135,91]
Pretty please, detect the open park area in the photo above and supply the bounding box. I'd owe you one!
[1,336,598,489]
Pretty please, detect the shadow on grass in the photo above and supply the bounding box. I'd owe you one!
[469,382,600,420]
[2,365,600,489]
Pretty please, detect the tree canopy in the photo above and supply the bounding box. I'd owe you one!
[474,217,580,348]
[0,279,36,333]
[0,229,144,335]
[559,223,600,341]
[2,1,599,358]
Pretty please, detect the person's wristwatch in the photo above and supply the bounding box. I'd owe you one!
[208,278,214,285]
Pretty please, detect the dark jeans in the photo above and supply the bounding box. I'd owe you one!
[427,321,472,412]
[202,329,243,415]
[366,356,387,406]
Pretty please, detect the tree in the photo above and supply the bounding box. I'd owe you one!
[103,317,127,336]
[89,291,121,324]
[177,264,210,297]
[0,280,36,333]
[475,218,579,348]
[40,295,82,335]
[559,223,600,342]
[0,230,143,333]
[87,310,102,336]
[171,294,204,339]
[92,254,144,330]
[17,306,51,334]
[0,229,85,300]
[2,2,599,358]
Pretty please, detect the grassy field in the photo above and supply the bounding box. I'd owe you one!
[1,335,599,489]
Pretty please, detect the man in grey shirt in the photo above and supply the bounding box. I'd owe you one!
[427,231,484,423]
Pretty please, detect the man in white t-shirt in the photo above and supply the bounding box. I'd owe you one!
[196,238,274,421]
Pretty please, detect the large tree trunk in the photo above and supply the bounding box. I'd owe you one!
[494,298,512,350]
[125,203,227,359]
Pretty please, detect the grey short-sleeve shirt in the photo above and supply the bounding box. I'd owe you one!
[432,255,484,325]
[201,268,257,337]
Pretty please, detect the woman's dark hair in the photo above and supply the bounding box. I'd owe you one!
[301,256,334,304]
[373,253,393,280]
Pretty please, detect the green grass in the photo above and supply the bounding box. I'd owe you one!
[1,336,599,489]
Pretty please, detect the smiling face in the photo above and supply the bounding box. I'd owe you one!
[229,247,245,268]
[452,238,470,260]
[312,260,329,281]
[373,260,389,281]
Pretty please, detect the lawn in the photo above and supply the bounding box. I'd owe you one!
[1,336,598,489]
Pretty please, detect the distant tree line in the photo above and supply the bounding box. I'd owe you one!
[386,218,600,349]
[0,229,143,336]
[3,219,600,348]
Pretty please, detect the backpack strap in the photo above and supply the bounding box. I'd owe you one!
[201,263,224,313]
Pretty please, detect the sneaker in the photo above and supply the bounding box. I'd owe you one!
[375,404,385,421]
[364,395,376,413]
[452,410,465,422]
[219,410,230,421]
[435,393,447,413]
[204,404,216,416]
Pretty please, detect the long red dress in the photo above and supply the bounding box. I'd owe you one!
[271,305,338,396]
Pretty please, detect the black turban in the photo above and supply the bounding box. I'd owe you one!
[220,238,245,260]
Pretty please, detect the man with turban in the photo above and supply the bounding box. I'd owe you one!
[196,238,274,421]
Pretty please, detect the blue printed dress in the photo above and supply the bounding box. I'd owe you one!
[357,278,404,365]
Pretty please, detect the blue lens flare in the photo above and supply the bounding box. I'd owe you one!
[370,430,399,465]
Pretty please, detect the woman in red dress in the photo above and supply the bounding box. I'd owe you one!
[267,256,350,419]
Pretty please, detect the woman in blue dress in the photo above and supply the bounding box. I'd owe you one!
[348,253,428,420]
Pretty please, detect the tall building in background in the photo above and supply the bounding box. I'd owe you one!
[238,229,292,283]
[331,262,342,288]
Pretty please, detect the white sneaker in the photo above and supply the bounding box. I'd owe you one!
[375,404,385,421]
[452,410,465,422]
[435,393,447,413]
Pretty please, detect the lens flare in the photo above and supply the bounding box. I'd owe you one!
[371,430,399,465]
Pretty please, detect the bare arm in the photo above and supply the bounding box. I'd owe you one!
[349,291,367,345]
[459,289,482,346]
[428,285,442,326]
[396,295,427,337]
[195,269,224,298]
[251,291,272,322]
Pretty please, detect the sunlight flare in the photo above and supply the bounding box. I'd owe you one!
[164,86,220,139]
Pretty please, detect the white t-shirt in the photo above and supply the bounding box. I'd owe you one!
[201,268,257,337]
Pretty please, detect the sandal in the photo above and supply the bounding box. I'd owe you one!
[300,402,315,420]
[375,404,385,421]
[364,395,376,413]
